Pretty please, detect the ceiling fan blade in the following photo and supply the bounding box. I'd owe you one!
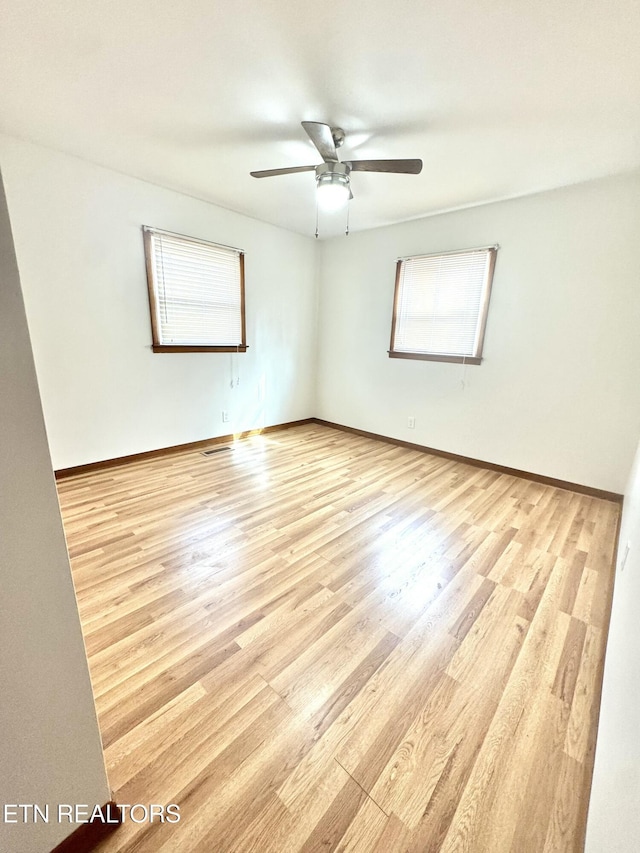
[344,159,423,174]
[301,121,338,163]
[250,165,318,178]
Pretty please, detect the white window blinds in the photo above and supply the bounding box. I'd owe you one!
[144,227,245,349]
[391,247,496,361]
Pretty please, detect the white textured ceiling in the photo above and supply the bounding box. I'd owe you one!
[1,0,640,237]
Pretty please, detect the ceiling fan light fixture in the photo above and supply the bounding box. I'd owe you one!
[316,171,350,212]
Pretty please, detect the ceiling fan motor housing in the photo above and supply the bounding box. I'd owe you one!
[315,161,351,178]
[331,127,346,148]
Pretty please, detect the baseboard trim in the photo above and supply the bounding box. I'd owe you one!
[50,802,122,852]
[54,419,314,479]
[312,418,623,503]
[54,415,623,503]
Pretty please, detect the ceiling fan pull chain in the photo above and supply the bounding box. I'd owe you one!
[315,196,319,239]
[346,199,350,237]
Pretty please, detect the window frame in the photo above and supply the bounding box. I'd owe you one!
[388,246,497,365]
[143,226,247,354]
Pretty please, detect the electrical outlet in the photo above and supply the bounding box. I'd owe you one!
[621,542,631,571]
[407,416,416,429]
[222,411,230,423]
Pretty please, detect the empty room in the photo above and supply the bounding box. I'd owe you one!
[2,1,640,852]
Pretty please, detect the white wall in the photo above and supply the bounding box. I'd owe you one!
[0,135,318,469]
[316,173,640,493]
[586,435,640,851]
[0,171,110,852]
[1,135,639,492]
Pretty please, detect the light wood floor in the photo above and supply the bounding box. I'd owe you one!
[57,423,620,853]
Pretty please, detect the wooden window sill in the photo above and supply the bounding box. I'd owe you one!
[388,351,482,365]
[153,345,248,353]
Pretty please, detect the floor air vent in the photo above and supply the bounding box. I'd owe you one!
[201,446,232,457]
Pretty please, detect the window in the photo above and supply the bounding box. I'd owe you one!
[389,246,497,364]
[143,226,246,353]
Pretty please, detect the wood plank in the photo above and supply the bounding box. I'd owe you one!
[55,423,619,853]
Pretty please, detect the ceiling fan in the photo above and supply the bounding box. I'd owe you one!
[250,121,422,212]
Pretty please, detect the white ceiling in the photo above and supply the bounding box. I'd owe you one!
[1,0,640,237]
